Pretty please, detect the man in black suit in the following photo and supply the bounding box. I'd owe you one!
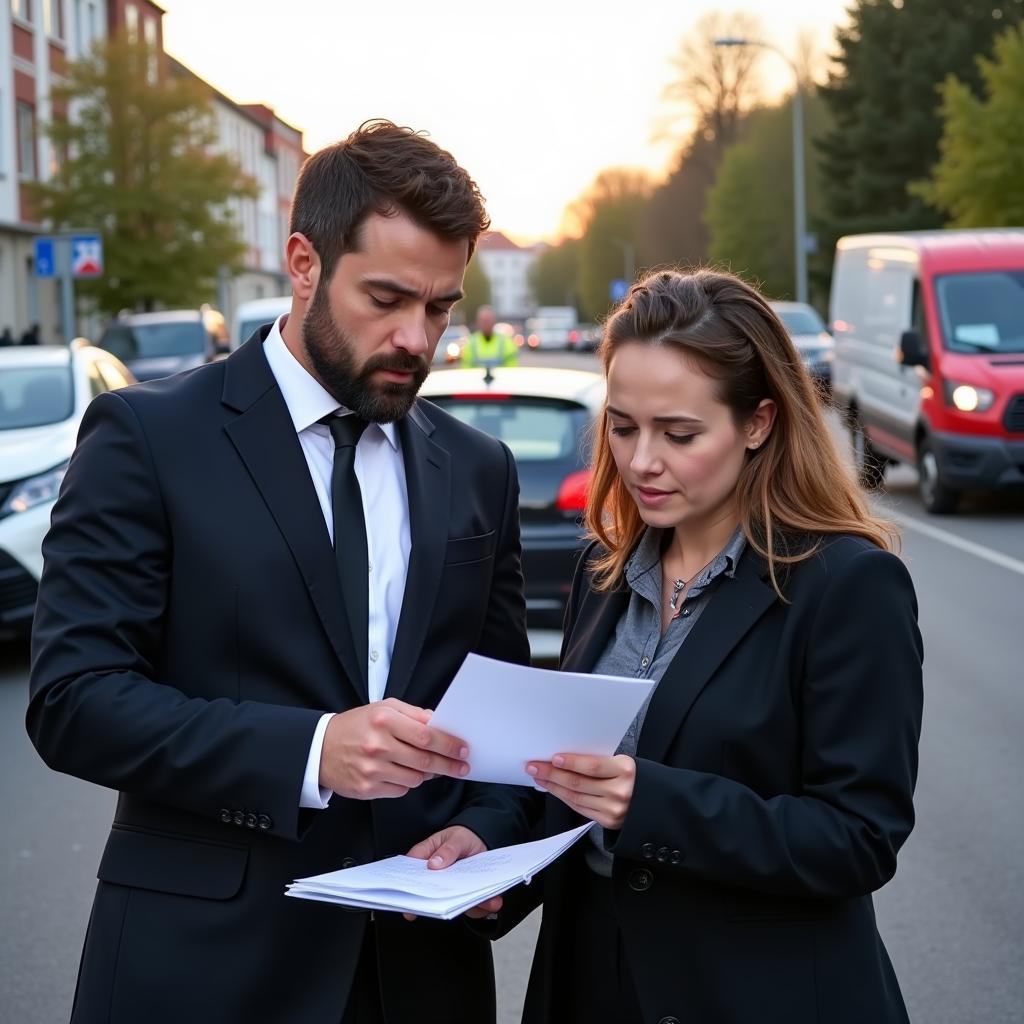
[28,120,530,1024]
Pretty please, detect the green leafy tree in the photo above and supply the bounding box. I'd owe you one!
[816,0,1023,248]
[912,23,1024,226]
[528,238,580,308]
[31,37,258,314]
[706,89,832,303]
[569,170,650,320]
[460,256,491,322]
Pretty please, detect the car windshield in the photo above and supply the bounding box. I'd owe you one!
[935,270,1024,354]
[238,318,275,344]
[100,320,206,360]
[428,397,587,462]
[776,308,825,335]
[0,366,74,429]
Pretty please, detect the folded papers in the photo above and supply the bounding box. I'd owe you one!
[286,823,594,920]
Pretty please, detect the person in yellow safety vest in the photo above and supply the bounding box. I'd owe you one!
[461,305,518,369]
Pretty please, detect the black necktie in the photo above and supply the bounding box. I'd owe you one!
[324,413,370,689]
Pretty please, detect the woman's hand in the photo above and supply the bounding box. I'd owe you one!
[526,754,636,830]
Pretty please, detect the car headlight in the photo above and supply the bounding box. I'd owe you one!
[445,341,462,361]
[944,381,995,413]
[0,460,69,516]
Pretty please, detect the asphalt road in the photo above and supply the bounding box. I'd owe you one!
[1,346,1021,1022]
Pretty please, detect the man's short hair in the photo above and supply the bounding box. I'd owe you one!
[289,119,490,281]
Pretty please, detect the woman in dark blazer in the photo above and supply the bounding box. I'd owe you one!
[489,269,923,1024]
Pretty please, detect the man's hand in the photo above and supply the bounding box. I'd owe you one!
[527,753,636,830]
[404,826,502,921]
[319,699,469,799]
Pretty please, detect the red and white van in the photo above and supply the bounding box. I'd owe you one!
[829,229,1024,513]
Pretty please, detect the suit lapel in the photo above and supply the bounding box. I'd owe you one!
[636,552,777,762]
[560,583,631,674]
[384,402,451,701]
[222,335,367,703]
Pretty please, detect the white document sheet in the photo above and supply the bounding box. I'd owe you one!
[427,653,655,786]
[286,823,594,920]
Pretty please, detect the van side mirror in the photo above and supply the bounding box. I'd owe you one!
[898,329,929,370]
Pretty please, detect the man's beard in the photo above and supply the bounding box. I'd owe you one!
[301,279,429,423]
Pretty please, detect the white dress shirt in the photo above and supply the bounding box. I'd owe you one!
[262,318,411,808]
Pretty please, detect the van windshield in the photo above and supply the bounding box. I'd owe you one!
[935,271,1024,354]
[99,321,205,360]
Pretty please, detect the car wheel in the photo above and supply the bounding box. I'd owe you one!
[917,437,960,514]
[849,409,886,490]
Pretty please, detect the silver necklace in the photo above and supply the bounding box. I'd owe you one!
[667,554,718,611]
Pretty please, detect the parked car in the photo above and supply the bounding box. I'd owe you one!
[568,323,601,353]
[770,301,834,399]
[434,323,470,365]
[0,342,135,637]
[96,306,229,382]
[525,307,578,350]
[419,366,605,628]
[233,295,292,349]
[829,229,1024,513]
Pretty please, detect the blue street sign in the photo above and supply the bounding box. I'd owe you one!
[71,234,103,278]
[610,278,629,303]
[34,238,56,278]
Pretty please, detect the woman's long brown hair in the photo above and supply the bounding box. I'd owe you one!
[586,268,897,596]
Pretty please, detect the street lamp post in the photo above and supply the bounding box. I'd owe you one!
[714,37,808,305]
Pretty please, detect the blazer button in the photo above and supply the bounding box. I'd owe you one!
[640,843,655,860]
[341,857,357,869]
[245,812,258,829]
[232,810,245,827]
[219,808,232,824]
[257,814,272,831]
[628,868,653,892]
[670,849,683,866]
[656,846,669,863]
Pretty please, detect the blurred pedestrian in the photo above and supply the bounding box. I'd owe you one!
[0,327,14,346]
[19,322,40,345]
[461,304,518,368]
[27,120,530,1024]
[485,268,923,1024]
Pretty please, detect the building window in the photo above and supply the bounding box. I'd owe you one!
[17,101,37,180]
[144,17,158,82]
[11,0,32,23]
[125,3,138,42]
[44,0,63,37]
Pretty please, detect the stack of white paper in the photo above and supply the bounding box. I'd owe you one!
[286,823,593,920]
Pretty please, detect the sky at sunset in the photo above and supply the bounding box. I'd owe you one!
[161,0,852,244]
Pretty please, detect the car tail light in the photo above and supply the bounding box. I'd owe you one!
[568,330,579,344]
[528,334,540,348]
[556,469,591,512]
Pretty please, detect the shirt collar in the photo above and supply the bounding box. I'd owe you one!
[262,316,399,450]
[624,525,747,592]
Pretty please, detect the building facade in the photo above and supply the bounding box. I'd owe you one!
[475,230,538,322]
[0,0,304,343]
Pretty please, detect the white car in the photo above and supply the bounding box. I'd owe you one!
[232,295,293,349]
[0,342,135,637]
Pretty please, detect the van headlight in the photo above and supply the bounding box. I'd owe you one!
[944,381,995,413]
[0,461,69,516]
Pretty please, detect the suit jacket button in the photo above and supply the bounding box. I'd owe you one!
[257,814,272,831]
[628,868,653,892]
[232,810,245,827]
[670,849,683,865]
[245,812,258,829]
[656,846,669,863]
[341,857,357,869]
[640,843,654,860]
[219,808,232,824]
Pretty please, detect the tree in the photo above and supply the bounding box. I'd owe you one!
[529,238,580,308]
[706,90,832,303]
[568,170,651,320]
[911,23,1024,226]
[660,11,766,149]
[816,0,1024,247]
[31,37,258,314]
[460,256,491,322]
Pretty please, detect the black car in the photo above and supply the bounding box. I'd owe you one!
[419,366,605,630]
[770,301,835,400]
